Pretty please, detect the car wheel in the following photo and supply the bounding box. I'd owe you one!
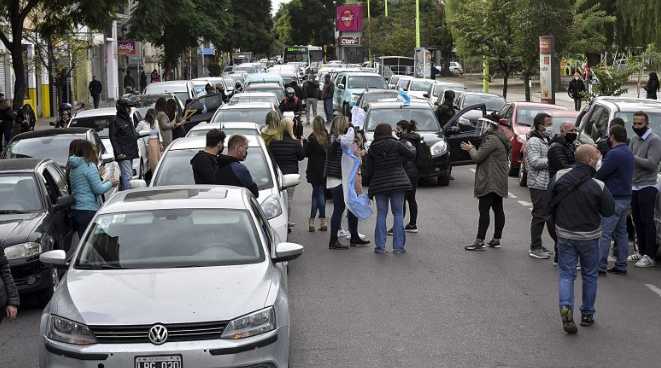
[518,166,528,187]
[438,166,452,187]
[37,267,59,307]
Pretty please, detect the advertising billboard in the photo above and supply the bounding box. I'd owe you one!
[539,35,554,104]
[118,40,138,56]
[336,4,363,32]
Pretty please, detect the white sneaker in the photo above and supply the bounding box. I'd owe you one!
[338,229,350,239]
[634,255,656,268]
[358,232,368,241]
[627,253,642,262]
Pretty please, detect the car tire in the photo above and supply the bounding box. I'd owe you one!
[518,166,527,187]
[438,166,452,187]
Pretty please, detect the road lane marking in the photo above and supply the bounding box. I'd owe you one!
[508,192,518,199]
[645,284,661,298]
[517,200,533,207]
[469,168,476,173]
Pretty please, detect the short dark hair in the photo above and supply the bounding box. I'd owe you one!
[206,129,226,148]
[610,125,627,143]
[228,134,248,150]
[374,123,393,139]
[533,113,551,129]
[633,111,649,123]
[609,117,625,128]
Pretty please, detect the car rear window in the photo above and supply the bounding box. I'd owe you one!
[366,108,440,132]
[69,116,113,137]
[213,109,271,126]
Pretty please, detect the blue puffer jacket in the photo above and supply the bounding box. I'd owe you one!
[67,156,112,211]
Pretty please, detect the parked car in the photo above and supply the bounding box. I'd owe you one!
[38,185,303,368]
[186,122,262,138]
[150,135,299,242]
[356,89,399,111]
[455,92,506,125]
[497,102,568,176]
[67,108,149,179]
[192,77,229,93]
[428,81,466,106]
[144,80,197,103]
[449,61,464,75]
[229,92,280,107]
[127,93,185,121]
[211,102,277,127]
[396,75,414,91]
[364,101,451,185]
[0,158,74,306]
[388,75,411,90]
[333,71,388,116]
[407,78,436,100]
[244,82,285,102]
[244,73,285,88]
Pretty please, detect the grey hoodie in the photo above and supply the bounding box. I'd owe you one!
[630,130,661,188]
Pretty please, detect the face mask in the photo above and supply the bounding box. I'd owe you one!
[633,126,647,137]
[543,129,552,138]
[565,132,577,143]
[595,159,602,171]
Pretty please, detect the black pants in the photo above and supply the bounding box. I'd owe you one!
[92,94,100,108]
[403,188,418,226]
[477,193,505,240]
[573,98,581,111]
[631,187,658,258]
[530,188,557,250]
[71,209,96,239]
[330,185,359,241]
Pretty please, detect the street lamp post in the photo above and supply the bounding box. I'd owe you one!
[367,0,372,63]
[415,0,420,48]
[385,0,388,17]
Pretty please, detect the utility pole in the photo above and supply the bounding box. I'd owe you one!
[385,0,388,17]
[415,0,421,48]
[367,0,372,63]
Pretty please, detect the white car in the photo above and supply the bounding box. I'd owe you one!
[144,80,197,103]
[150,135,298,242]
[211,102,278,127]
[229,92,280,107]
[68,108,149,179]
[449,61,464,75]
[38,185,302,368]
[186,121,261,138]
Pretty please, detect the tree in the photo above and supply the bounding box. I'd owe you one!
[274,0,339,48]
[0,0,120,108]
[228,0,273,56]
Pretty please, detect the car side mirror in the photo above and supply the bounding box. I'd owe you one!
[53,194,73,211]
[40,250,68,267]
[281,174,300,190]
[272,242,304,263]
[129,179,147,189]
[101,153,114,165]
[498,118,511,128]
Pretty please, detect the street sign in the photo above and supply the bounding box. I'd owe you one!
[539,35,554,104]
[414,48,431,79]
[118,40,138,56]
[339,36,361,46]
[336,4,363,32]
[198,47,215,56]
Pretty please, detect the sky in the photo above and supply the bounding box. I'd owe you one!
[271,0,291,15]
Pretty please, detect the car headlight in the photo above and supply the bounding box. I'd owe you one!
[4,242,41,260]
[47,315,97,345]
[430,140,448,156]
[221,307,276,339]
[261,195,283,220]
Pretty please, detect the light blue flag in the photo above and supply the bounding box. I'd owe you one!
[398,88,411,106]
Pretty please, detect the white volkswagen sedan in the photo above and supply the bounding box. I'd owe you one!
[150,135,297,242]
[186,122,261,138]
[39,186,303,368]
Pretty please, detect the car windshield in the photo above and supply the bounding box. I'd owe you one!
[409,80,433,92]
[464,95,505,111]
[214,109,270,126]
[7,134,83,167]
[347,76,387,89]
[615,111,661,137]
[516,108,564,126]
[69,116,113,137]
[153,148,273,189]
[366,108,441,132]
[0,175,42,213]
[76,209,264,269]
[397,79,411,90]
[364,92,398,104]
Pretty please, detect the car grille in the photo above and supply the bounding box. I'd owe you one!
[89,321,228,344]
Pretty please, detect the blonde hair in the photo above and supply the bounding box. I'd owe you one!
[331,116,349,136]
[265,110,282,131]
[282,118,295,139]
[312,116,328,145]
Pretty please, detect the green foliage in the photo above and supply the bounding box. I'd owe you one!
[567,0,616,55]
[227,0,273,56]
[273,0,337,47]
[613,0,661,50]
[589,62,635,97]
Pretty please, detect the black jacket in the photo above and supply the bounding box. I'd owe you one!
[0,247,19,313]
[216,154,259,198]
[366,136,415,197]
[645,79,659,100]
[302,80,320,99]
[270,136,304,175]
[549,164,614,240]
[304,133,327,185]
[567,78,585,99]
[436,103,456,128]
[548,135,576,180]
[325,140,342,179]
[88,80,102,96]
[109,111,139,160]
[398,132,422,180]
[191,150,219,185]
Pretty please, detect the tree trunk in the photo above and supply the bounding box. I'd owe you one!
[523,72,531,102]
[11,41,26,109]
[502,71,509,100]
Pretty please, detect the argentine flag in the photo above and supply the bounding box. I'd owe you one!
[398,88,411,106]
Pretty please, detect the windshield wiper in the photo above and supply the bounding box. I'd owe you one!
[77,263,124,270]
[0,210,31,214]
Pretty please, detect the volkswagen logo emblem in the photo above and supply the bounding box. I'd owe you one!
[148,324,168,345]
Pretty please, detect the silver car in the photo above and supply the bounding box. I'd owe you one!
[39,185,303,368]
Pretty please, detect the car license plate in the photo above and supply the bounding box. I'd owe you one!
[135,355,182,368]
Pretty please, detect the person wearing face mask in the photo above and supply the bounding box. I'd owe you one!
[548,122,578,180]
[627,111,661,268]
[190,129,226,185]
[595,125,634,275]
[215,135,259,198]
[549,144,614,334]
[526,113,557,259]
[567,72,586,111]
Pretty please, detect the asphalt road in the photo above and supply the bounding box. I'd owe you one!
[3,164,660,368]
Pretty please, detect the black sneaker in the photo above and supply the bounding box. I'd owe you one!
[464,240,486,251]
[560,307,578,334]
[607,267,627,275]
[405,224,419,233]
[580,313,594,327]
[350,238,371,247]
[487,239,501,248]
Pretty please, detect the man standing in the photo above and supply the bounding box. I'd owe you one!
[596,125,634,275]
[109,99,139,191]
[190,129,226,185]
[550,144,614,334]
[123,70,135,92]
[527,113,556,259]
[435,90,457,128]
[88,76,103,109]
[303,76,320,125]
[629,111,661,268]
[150,69,161,83]
[321,74,334,121]
[216,135,259,198]
[567,72,586,111]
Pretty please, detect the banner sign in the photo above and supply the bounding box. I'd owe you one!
[339,36,361,46]
[539,35,554,104]
[336,4,363,32]
[118,40,138,56]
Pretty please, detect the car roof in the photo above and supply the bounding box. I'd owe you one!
[168,135,261,150]
[510,102,567,110]
[593,96,661,112]
[190,121,260,131]
[0,158,47,172]
[100,186,250,213]
[73,108,117,118]
[12,127,90,140]
[433,81,464,87]
[368,101,433,110]
[462,92,503,98]
[245,73,284,81]
[232,92,278,98]
[338,72,382,77]
[363,89,397,94]
[220,102,273,110]
[246,83,282,89]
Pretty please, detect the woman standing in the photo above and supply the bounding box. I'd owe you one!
[461,118,511,251]
[270,119,305,229]
[396,120,423,233]
[644,72,659,100]
[366,123,415,254]
[261,111,283,147]
[144,108,162,177]
[0,246,19,323]
[67,139,117,238]
[304,116,329,232]
[156,97,178,147]
[167,98,185,140]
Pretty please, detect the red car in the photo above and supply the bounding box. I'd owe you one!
[497,102,569,176]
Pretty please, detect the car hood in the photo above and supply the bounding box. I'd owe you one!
[0,212,44,246]
[408,91,428,99]
[53,263,273,325]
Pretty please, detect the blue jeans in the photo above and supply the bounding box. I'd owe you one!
[558,237,599,315]
[599,199,630,272]
[310,184,326,219]
[323,98,333,121]
[118,159,133,191]
[375,192,406,251]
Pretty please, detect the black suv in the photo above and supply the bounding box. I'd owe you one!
[0,159,74,305]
